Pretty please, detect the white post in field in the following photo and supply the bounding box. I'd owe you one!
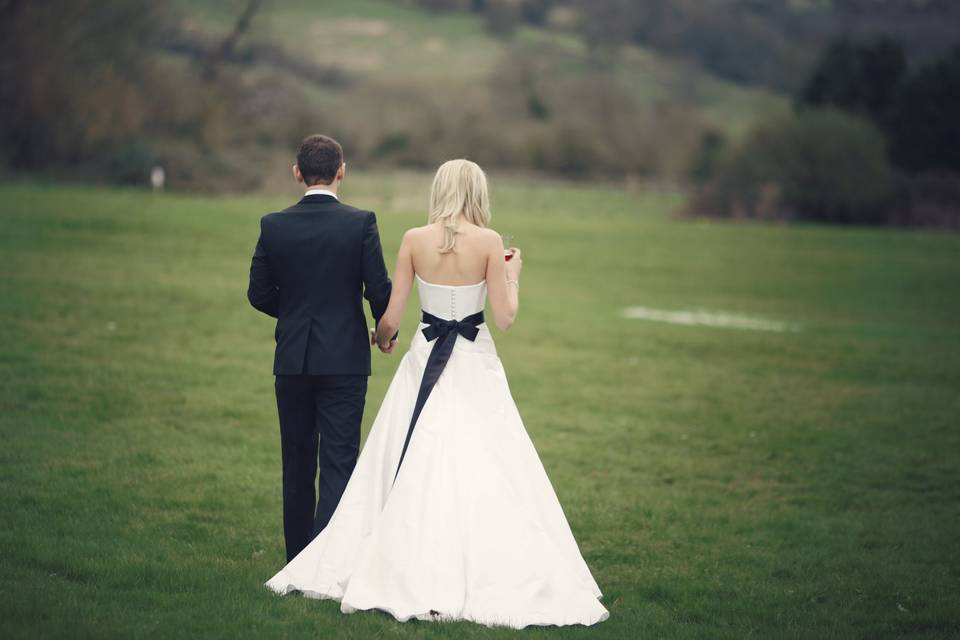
[150,165,166,192]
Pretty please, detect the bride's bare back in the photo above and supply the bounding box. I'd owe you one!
[375,218,522,345]
[409,221,493,285]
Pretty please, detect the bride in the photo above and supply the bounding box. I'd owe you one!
[265,159,609,629]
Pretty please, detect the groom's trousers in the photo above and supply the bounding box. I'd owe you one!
[275,374,367,562]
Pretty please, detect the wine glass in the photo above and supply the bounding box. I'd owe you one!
[501,233,515,261]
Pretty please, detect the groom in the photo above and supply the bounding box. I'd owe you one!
[248,134,395,562]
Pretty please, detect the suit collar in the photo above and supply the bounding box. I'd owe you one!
[297,194,339,205]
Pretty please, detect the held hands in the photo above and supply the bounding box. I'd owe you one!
[370,327,398,354]
[379,338,397,354]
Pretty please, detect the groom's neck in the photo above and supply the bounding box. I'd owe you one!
[305,180,338,194]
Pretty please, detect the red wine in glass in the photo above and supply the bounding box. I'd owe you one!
[501,234,515,261]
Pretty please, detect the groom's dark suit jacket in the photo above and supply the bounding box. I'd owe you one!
[247,194,392,375]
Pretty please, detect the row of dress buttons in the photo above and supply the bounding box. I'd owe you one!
[450,290,457,319]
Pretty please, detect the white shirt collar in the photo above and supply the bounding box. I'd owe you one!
[304,187,338,199]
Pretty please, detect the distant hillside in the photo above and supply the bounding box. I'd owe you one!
[178,0,788,135]
[156,0,789,188]
[398,0,960,90]
[5,0,957,189]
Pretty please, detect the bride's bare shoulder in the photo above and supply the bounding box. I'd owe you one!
[401,224,434,243]
[457,223,498,240]
[468,225,502,249]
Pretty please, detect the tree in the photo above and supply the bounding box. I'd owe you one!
[798,36,908,132]
[203,0,263,80]
[0,0,173,168]
[889,46,960,172]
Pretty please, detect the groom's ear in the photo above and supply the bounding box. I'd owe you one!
[293,163,304,184]
[337,162,346,182]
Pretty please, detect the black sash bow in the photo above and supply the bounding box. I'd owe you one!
[394,309,485,480]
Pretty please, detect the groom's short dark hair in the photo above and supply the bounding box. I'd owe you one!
[297,134,343,185]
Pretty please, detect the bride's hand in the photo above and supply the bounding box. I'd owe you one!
[506,247,522,279]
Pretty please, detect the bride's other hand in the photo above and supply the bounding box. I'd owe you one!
[506,247,522,278]
[486,234,520,331]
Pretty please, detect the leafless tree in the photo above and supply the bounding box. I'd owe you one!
[204,0,263,79]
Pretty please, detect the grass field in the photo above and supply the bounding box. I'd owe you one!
[2,176,959,639]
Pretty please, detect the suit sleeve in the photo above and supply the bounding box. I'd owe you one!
[361,211,392,326]
[247,217,279,318]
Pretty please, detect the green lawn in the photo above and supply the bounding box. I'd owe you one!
[1,177,958,639]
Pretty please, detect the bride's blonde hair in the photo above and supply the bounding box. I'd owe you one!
[428,159,491,253]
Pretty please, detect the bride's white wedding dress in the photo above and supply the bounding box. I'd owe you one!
[265,275,609,629]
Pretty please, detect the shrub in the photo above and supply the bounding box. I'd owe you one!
[689,130,726,183]
[100,139,159,186]
[417,0,470,11]
[484,0,522,38]
[694,109,894,224]
[883,171,960,230]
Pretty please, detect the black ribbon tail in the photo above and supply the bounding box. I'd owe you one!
[393,330,456,480]
[393,310,484,483]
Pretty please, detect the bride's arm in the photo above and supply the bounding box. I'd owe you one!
[375,230,414,348]
[485,231,521,331]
